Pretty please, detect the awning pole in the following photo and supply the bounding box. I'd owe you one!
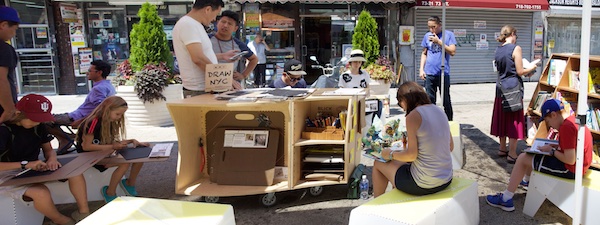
[440,0,446,109]
[574,1,592,224]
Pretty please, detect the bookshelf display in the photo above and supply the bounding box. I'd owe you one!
[166,90,364,202]
[527,54,600,149]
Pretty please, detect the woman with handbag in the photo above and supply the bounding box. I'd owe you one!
[491,25,539,164]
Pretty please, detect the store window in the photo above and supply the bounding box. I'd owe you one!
[547,18,600,55]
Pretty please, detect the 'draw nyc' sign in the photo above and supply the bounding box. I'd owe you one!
[205,63,234,92]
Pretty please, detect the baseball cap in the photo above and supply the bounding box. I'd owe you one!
[0,6,21,24]
[539,98,564,123]
[16,94,54,122]
[284,59,307,76]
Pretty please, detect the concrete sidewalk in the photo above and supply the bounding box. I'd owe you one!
[44,81,570,225]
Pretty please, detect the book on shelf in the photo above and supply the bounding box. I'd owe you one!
[568,71,596,93]
[548,59,567,86]
[532,91,552,113]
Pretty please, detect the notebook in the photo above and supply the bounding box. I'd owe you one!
[523,138,558,155]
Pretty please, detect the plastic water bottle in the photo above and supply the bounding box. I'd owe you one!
[359,175,369,200]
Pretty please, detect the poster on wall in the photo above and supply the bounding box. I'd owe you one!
[342,44,353,59]
[474,21,486,29]
[398,26,414,45]
[78,48,93,74]
[205,63,234,92]
[454,29,466,38]
[60,3,78,23]
[36,28,47,38]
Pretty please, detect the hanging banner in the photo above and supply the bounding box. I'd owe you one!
[205,63,234,92]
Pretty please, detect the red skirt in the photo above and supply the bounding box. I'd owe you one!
[490,97,525,139]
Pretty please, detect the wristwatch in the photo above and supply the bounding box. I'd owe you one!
[551,148,557,156]
[20,161,28,170]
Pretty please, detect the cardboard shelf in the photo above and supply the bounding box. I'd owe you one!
[294,139,346,146]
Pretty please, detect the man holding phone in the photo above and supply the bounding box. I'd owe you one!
[210,10,258,90]
[419,16,457,121]
[248,34,270,87]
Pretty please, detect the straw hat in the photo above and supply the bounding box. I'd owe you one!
[347,49,367,63]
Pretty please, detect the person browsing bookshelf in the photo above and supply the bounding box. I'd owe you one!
[486,98,593,212]
[491,25,540,164]
[372,82,453,197]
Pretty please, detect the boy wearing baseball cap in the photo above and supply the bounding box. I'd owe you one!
[269,59,307,88]
[486,98,593,212]
[0,94,90,224]
[0,6,21,123]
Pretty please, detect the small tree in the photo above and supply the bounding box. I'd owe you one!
[352,10,380,65]
[129,2,173,72]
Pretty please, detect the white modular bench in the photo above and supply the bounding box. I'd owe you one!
[348,177,479,225]
[0,166,125,225]
[78,196,236,225]
[449,121,464,170]
[523,169,600,223]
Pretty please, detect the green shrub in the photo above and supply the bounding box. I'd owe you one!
[352,10,380,65]
[129,2,173,72]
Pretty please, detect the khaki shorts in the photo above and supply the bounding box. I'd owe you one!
[0,170,30,200]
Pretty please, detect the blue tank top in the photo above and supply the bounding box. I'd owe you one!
[495,44,521,95]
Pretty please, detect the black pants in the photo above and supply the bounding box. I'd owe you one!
[254,64,267,87]
[425,75,453,121]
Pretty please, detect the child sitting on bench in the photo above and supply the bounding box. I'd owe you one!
[0,94,90,225]
[75,96,148,203]
[486,98,593,212]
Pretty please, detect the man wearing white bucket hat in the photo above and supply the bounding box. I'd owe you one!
[338,49,370,88]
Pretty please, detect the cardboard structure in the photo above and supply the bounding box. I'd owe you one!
[348,177,479,225]
[78,196,236,225]
[166,89,365,197]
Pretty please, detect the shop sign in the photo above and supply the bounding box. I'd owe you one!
[245,13,260,28]
[60,3,78,23]
[78,48,93,73]
[549,0,600,7]
[263,20,293,28]
[205,63,234,92]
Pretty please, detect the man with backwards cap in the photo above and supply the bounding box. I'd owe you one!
[486,98,593,212]
[0,6,20,123]
[269,59,307,88]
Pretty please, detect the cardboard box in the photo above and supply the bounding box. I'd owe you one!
[208,128,280,186]
[301,126,344,140]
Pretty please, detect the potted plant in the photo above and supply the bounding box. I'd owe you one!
[114,2,181,127]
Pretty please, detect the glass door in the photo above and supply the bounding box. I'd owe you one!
[301,16,354,84]
[87,8,128,71]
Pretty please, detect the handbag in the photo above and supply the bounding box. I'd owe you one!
[498,76,524,112]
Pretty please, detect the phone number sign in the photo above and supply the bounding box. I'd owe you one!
[417,0,548,10]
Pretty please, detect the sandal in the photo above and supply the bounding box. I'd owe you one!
[506,155,517,164]
[498,150,509,157]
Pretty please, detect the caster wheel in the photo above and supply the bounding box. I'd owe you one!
[309,186,324,196]
[260,193,277,207]
[203,196,220,203]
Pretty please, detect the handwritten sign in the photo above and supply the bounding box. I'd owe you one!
[205,63,234,92]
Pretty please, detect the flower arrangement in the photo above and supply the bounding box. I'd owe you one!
[134,63,170,103]
[112,60,135,86]
[366,56,396,83]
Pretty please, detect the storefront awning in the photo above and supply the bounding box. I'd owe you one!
[415,0,549,11]
[234,0,415,3]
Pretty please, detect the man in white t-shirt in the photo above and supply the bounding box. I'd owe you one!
[172,0,237,98]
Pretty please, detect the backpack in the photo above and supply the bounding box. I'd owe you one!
[347,163,369,199]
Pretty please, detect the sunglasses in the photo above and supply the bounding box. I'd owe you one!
[285,73,303,82]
